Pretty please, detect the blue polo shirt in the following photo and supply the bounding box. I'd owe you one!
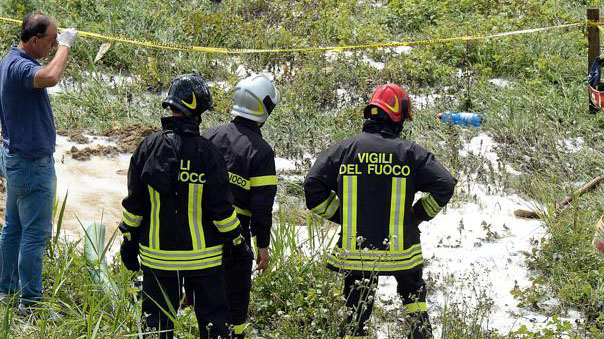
[0,46,55,159]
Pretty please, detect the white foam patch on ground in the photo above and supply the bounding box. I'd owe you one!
[410,93,439,109]
[54,135,130,253]
[460,133,521,175]
[233,64,295,82]
[558,137,585,153]
[489,78,511,88]
[362,56,385,70]
[48,72,136,95]
[275,157,297,172]
[325,51,392,70]
[208,80,233,92]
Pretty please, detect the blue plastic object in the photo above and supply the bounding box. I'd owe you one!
[438,111,483,127]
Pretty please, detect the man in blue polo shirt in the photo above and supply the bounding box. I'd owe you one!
[0,12,77,312]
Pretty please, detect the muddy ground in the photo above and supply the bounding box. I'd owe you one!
[58,124,159,161]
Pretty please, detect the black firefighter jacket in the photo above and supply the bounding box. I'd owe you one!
[203,117,277,249]
[304,121,457,275]
[121,116,241,276]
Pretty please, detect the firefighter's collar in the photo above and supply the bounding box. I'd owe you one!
[161,116,200,135]
[362,120,401,138]
[232,117,262,136]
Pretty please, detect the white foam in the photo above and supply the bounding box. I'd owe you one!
[489,78,511,88]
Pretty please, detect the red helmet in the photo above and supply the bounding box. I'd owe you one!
[364,84,412,122]
[589,56,604,111]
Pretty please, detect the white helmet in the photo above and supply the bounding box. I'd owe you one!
[231,74,280,123]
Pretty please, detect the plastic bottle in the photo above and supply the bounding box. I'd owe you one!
[437,111,484,127]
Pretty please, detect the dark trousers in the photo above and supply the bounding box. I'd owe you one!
[223,247,253,338]
[343,269,432,339]
[141,268,229,339]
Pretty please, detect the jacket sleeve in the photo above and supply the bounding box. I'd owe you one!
[304,146,341,224]
[410,143,457,222]
[248,148,277,249]
[202,143,242,240]
[120,139,149,238]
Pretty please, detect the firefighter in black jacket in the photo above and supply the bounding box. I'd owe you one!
[304,84,457,339]
[203,74,280,338]
[119,73,251,339]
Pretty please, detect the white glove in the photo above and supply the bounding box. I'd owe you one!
[57,28,78,48]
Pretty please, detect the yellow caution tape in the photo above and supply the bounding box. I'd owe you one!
[0,16,583,54]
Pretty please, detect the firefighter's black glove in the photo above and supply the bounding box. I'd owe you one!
[229,234,253,264]
[119,222,140,272]
[120,238,140,271]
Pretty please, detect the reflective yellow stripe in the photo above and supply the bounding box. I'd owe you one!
[122,209,143,227]
[342,175,357,250]
[139,244,222,260]
[123,232,132,241]
[140,255,222,271]
[421,194,442,218]
[311,191,334,214]
[188,183,205,250]
[326,251,423,272]
[332,243,421,259]
[389,178,406,251]
[311,191,340,218]
[327,244,423,272]
[229,172,251,190]
[252,236,258,253]
[404,302,427,313]
[148,186,161,249]
[323,194,340,219]
[234,205,252,217]
[250,175,277,187]
[213,210,240,232]
[233,323,249,335]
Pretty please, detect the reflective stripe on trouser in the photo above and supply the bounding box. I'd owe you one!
[342,175,357,250]
[232,323,250,337]
[327,243,423,272]
[139,245,223,271]
[148,185,161,249]
[404,302,427,313]
[188,183,205,250]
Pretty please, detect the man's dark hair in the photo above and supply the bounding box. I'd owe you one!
[20,13,51,42]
